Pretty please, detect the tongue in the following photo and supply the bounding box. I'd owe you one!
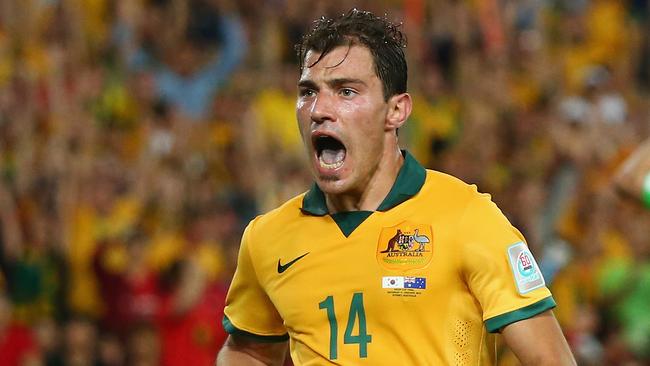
[320,148,346,165]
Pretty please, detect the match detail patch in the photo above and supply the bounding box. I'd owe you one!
[507,242,545,294]
[382,276,427,289]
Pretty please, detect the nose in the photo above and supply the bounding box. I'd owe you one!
[310,93,335,124]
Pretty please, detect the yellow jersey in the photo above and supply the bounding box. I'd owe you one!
[223,151,555,365]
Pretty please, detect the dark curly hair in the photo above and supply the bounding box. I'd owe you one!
[296,8,408,101]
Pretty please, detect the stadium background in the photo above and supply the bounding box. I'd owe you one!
[0,0,649,365]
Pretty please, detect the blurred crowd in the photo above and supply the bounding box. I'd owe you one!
[0,0,649,365]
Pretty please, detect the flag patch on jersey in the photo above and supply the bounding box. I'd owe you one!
[507,242,545,294]
[382,276,427,289]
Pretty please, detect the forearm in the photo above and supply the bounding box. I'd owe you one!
[513,352,576,366]
[502,311,576,366]
[216,345,277,366]
[216,335,288,366]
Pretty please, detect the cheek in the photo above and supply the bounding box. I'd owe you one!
[348,103,386,137]
[350,110,387,160]
[296,98,307,112]
[296,102,311,140]
[296,97,314,117]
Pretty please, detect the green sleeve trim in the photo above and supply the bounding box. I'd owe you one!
[222,315,289,343]
[484,296,556,333]
[642,172,650,208]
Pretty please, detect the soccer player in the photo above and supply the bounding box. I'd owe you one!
[614,138,650,208]
[217,9,576,365]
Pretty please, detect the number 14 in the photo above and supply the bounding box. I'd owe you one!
[318,292,372,360]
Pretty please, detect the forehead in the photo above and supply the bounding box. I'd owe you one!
[300,45,377,82]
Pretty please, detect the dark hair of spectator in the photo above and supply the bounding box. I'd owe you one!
[296,8,408,101]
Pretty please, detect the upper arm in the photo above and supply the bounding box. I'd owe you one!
[501,310,576,366]
[459,191,554,331]
[223,220,288,338]
[200,15,247,86]
[217,334,288,366]
[219,222,289,365]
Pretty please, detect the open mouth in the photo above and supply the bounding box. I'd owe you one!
[314,135,347,169]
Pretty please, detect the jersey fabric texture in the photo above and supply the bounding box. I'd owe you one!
[223,151,555,365]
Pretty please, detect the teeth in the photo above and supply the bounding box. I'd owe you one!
[319,156,344,169]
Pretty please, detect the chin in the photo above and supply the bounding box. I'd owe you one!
[315,175,349,195]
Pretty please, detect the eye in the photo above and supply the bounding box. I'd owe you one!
[299,88,316,97]
[339,88,357,97]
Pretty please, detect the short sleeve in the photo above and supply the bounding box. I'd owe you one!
[459,189,555,333]
[222,220,289,342]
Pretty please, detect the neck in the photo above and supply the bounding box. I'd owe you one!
[325,146,404,213]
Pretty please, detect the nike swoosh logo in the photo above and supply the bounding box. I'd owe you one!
[277,252,309,274]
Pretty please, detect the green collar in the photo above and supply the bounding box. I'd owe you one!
[301,150,426,236]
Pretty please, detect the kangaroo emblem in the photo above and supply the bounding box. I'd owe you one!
[381,229,402,253]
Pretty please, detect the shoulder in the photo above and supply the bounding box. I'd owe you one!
[423,169,473,188]
[245,192,308,238]
[240,192,312,270]
[420,169,511,230]
[421,169,487,203]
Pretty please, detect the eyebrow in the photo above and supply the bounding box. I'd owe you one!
[297,78,367,90]
[298,79,318,90]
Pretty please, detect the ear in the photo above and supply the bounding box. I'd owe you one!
[385,93,412,131]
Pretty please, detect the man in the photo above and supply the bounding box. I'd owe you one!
[217,9,575,365]
[615,138,650,208]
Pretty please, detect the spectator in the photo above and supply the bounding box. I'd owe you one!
[0,0,649,364]
[115,0,247,121]
[0,292,41,366]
